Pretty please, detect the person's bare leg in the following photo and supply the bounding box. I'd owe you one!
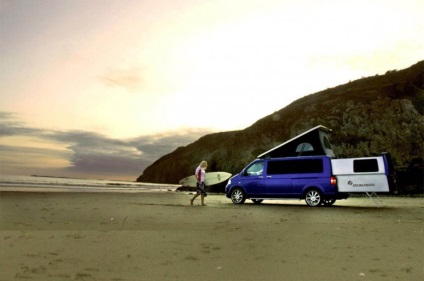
[191,194,199,205]
[201,194,206,206]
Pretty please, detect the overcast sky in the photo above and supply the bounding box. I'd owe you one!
[1,0,423,181]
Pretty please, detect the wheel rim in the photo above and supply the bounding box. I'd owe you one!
[231,189,244,204]
[306,190,321,206]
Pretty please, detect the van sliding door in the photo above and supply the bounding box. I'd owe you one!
[265,160,293,197]
[265,159,325,197]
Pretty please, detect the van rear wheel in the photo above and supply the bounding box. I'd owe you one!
[231,188,246,204]
[305,189,322,207]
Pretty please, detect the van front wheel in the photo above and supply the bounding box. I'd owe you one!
[305,189,322,207]
[231,188,246,204]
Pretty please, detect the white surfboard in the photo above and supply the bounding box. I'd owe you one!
[179,172,232,187]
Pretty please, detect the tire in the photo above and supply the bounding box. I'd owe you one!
[251,199,263,204]
[231,188,246,204]
[322,198,336,206]
[305,189,323,207]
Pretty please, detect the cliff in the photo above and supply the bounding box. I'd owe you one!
[137,61,424,193]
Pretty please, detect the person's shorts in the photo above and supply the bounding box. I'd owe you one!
[196,182,207,196]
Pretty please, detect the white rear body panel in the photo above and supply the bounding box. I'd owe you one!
[331,157,390,192]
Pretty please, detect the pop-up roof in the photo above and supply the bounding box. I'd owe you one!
[257,125,335,159]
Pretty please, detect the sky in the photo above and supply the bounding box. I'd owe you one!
[1,0,423,181]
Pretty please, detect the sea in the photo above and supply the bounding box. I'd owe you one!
[0,175,178,192]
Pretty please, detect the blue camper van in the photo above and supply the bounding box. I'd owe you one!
[225,126,394,206]
[225,155,349,206]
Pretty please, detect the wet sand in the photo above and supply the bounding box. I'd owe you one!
[0,190,423,281]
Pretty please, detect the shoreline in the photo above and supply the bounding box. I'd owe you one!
[0,184,179,193]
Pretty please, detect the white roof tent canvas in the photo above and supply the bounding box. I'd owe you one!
[257,125,335,159]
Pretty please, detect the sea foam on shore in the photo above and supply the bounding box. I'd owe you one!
[0,175,178,193]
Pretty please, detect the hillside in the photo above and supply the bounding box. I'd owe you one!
[137,61,424,193]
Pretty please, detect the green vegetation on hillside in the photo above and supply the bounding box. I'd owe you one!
[138,61,424,193]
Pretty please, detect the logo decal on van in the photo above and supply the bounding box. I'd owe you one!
[348,181,375,187]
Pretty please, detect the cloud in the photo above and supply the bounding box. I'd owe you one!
[99,67,144,92]
[0,111,40,136]
[0,111,213,180]
[130,130,212,162]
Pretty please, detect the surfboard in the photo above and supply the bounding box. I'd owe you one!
[179,172,232,187]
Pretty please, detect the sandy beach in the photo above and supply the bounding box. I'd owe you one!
[0,189,423,281]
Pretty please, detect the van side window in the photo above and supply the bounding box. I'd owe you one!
[296,143,314,153]
[267,159,323,175]
[353,159,379,172]
[323,136,332,149]
[245,162,264,176]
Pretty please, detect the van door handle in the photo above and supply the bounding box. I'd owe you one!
[267,176,272,178]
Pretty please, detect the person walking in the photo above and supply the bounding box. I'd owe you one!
[190,160,208,206]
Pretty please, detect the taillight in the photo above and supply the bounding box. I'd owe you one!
[330,176,337,185]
